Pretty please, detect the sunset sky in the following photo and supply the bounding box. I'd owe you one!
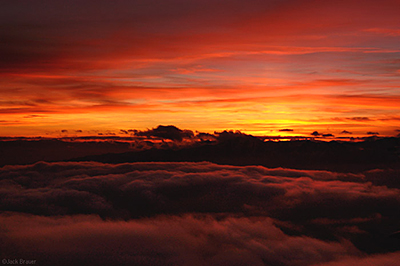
[1,0,400,137]
[2,2,400,264]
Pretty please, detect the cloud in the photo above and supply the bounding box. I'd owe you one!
[1,1,400,137]
[1,161,399,258]
[196,132,217,141]
[0,213,361,266]
[314,251,400,266]
[340,130,352,134]
[0,138,133,167]
[363,168,400,188]
[367,131,379,135]
[311,131,321,136]
[134,125,194,141]
[2,133,400,172]
[279,129,294,132]
[364,28,400,36]
[213,130,264,147]
[23,114,47,118]
[346,117,371,121]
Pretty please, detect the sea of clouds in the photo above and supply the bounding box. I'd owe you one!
[1,161,399,265]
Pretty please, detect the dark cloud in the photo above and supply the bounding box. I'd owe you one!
[214,130,262,145]
[311,131,321,136]
[347,117,371,121]
[322,133,334,137]
[340,130,352,134]
[1,132,400,172]
[367,132,379,135]
[314,252,400,266]
[135,125,194,141]
[61,129,68,133]
[1,161,399,261]
[279,129,294,132]
[0,138,132,166]
[0,0,289,72]
[196,132,217,141]
[363,168,400,188]
[0,213,363,266]
[23,114,47,118]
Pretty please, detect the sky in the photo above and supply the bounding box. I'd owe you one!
[1,0,400,137]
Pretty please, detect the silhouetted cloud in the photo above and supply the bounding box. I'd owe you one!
[196,132,217,141]
[341,130,352,134]
[311,131,321,136]
[279,129,294,132]
[322,133,334,137]
[135,125,194,141]
[23,114,47,118]
[1,131,400,172]
[367,132,379,135]
[347,117,371,121]
[214,130,261,143]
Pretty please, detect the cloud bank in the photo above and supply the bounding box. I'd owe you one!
[1,213,364,266]
[1,161,399,265]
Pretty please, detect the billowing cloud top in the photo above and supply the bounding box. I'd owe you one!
[134,125,194,141]
[1,161,400,265]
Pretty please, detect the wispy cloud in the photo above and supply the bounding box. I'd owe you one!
[1,0,400,136]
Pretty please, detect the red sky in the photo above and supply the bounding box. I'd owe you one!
[1,0,400,137]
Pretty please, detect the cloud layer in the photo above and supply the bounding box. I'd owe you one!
[1,213,365,266]
[1,161,400,265]
[1,132,399,172]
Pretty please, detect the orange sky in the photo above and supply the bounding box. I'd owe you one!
[1,0,400,137]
